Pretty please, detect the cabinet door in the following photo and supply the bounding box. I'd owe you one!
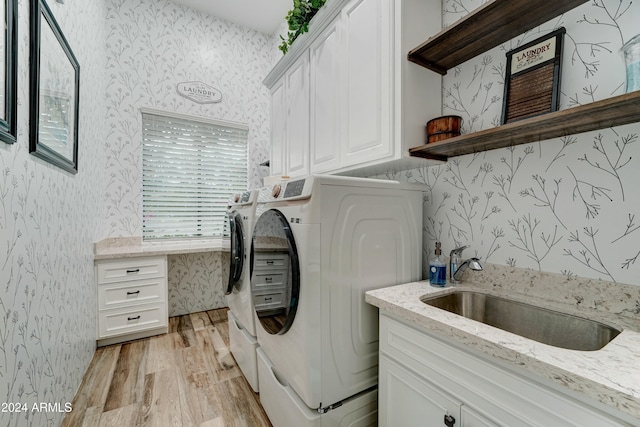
[270,79,286,177]
[309,20,341,174]
[379,354,461,427]
[462,406,500,427]
[341,0,392,167]
[285,53,310,178]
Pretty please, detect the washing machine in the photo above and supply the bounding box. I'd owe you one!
[225,189,259,392]
[250,175,423,426]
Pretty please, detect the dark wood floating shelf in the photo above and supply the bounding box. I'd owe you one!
[408,0,589,74]
[409,91,640,161]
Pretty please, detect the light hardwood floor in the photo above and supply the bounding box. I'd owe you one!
[62,308,272,427]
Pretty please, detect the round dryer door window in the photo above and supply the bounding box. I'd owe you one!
[251,209,300,335]
[225,211,244,295]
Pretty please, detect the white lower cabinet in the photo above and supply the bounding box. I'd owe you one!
[96,255,168,346]
[378,315,630,427]
[380,355,499,427]
[380,354,460,427]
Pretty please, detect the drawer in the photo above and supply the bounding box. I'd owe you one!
[254,291,287,311]
[98,303,166,338]
[253,253,288,270]
[97,256,166,284]
[98,277,165,310]
[252,270,287,290]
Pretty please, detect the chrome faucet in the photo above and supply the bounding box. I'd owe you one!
[452,258,483,282]
[449,245,483,283]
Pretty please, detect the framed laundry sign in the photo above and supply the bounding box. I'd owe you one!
[176,81,222,104]
[501,27,565,124]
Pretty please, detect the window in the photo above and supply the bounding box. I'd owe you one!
[141,109,248,240]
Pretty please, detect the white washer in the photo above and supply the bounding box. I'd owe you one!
[225,189,259,392]
[250,175,423,426]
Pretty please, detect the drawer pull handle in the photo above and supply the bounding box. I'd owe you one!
[266,261,274,265]
[265,277,273,283]
[126,268,140,274]
[264,297,272,301]
[127,315,141,321]
[126,290,140,295]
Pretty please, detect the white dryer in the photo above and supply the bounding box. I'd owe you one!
[250,175,423,426]
[225,189,259,392]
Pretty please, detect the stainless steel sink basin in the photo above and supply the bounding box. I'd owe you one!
[422,291,621,351]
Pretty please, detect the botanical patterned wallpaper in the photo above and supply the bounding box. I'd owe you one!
[103,0,275,238]
[374,0,640,286]
[0,0,107,425]
[167,252,229,316]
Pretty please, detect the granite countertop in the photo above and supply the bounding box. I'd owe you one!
[366,265,640,421]
[94,236,230,260]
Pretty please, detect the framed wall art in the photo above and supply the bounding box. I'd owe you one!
[29,0,80,174]
[501,27,565,124]
[0,0,17,144]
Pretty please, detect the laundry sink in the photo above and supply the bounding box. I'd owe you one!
[421,290,621,351]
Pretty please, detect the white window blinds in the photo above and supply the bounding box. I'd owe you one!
[142,110,248,240]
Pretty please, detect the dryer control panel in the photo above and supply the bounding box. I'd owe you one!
[259,176,316,204]
[283,179,306,198]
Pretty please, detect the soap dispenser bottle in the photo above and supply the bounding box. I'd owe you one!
[429,242,447,287]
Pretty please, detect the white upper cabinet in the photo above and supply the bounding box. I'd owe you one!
[284,53,310,178]
[269,79,286,177]
[270,53,310,179]
[340,0,392,167]
[310,21,342,174]
[264,0,442,177]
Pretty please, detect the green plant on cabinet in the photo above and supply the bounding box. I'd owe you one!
[279,0,327,54]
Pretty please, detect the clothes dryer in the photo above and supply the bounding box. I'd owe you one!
[225,189,259,392]
[250,176,423,426]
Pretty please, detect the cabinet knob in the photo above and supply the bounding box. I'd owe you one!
[444,414,456,427]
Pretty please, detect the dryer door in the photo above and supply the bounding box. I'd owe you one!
[225,211,245,295]
[251,209,300,335]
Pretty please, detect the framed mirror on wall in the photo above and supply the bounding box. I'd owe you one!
[29,0,80,174]
[0,0,17,144]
